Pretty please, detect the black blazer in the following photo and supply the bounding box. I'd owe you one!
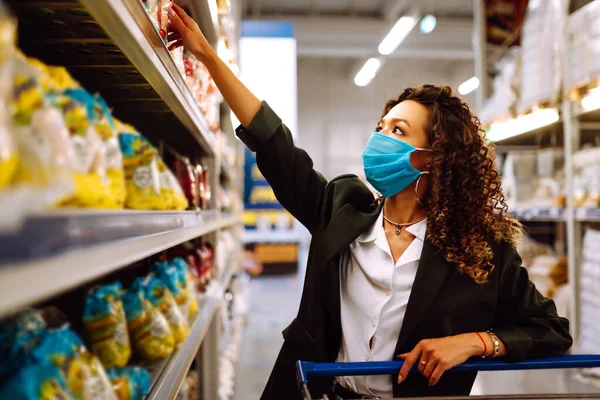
[237,102,572,399]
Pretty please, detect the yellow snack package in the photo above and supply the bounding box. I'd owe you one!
[53,89,125,209]
[0,362,76,400]
[158,159,188,210]
[83,283,131,368]
[122,281,175,360]
[0,5,17,189]
[11,56,47,126]
[117,121,169,210]
[0,121,17,189]
[139,275,190,346]
[29,327,117,400]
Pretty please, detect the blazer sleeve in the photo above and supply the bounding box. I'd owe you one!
[235,101,327,233]
[492,241,573,362]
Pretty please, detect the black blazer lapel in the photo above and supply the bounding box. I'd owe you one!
[394,239,453,355]
[319,202,382,264]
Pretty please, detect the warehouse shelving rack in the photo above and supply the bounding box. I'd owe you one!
[0,0,243,399]
[473,0,600,359]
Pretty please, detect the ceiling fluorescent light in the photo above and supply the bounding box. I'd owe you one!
[458,77,480,95]
[378,12,419,55]
[486,108,559,142]
[354,57,382,87]
[581,87,600,112]
[420,15,437,34]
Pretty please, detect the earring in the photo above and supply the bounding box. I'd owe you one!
[415,173,429,207]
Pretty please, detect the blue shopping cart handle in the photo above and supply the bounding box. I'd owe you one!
[296,354,600,387]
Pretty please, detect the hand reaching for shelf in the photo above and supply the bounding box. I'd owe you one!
[168,3,261,127]
[168,4,211,62]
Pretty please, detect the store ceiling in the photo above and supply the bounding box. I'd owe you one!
[242,0,475,60]
[242,0,473,19]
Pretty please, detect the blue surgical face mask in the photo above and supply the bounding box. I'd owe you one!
[362,132,430,198]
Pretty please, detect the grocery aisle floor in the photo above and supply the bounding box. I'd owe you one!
[232,274,302,400]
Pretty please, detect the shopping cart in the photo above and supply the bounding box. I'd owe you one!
[296,355,600,400]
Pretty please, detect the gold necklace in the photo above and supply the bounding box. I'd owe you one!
[382,214,427,235]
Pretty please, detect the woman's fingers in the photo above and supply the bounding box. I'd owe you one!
[422,358,438,379]
[172,3,196,28]
[417,356,427,375]
[168,7,187,33]
[397,344,422,384]
[428,363,449,386]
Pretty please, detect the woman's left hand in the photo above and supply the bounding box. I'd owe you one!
[396,333,484,387]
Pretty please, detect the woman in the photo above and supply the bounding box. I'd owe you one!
[169,6,572,399]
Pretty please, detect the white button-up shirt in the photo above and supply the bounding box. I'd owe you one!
[336,211,426,398]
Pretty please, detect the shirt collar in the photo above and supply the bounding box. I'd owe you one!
[357,211,427,243]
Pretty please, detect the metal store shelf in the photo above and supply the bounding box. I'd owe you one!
[0,211,242,318]
[146,258,237,400]
[511,208,566,222]
[576,208,600,222]
[8,0,215,158]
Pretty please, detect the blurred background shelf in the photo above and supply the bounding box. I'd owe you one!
[511,208,566,222]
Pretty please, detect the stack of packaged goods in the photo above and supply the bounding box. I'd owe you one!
[566,1,600,100]
[518,0,569,113]
[573,147,600,210]
[0,8,192,223]
[0,255,203,399]
[170,243,216,293]
[0,308,151,400]
[141,0,222,133]
[169,152,212,211]
[501,148,565,211]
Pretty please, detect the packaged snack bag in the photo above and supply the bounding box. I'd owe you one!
[0,362,75,400]
[121,283,175,360]
[0,2,17,189]
[170,46,185,78]
[170,257,199,318]
[0,308,46,379]
[153,260,192,320]
[117,121,166,210]
[56,89,125,209]
[143,0,170,44]
[83,283,131,368]
[158,157,188,210]
[107,367,151,400]
[139,275,189,345]
[157,0,173,44]
[0,114,17,189]
[47,66,80,91]
[171,155,197,209]
[30,327,117,400]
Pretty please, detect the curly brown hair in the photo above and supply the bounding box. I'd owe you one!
[384,85,523,284]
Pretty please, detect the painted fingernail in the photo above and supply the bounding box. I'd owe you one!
[397,375,403,384]
[169,8,175,15]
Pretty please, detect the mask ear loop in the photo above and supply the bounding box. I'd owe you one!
[415,171,430,207]
[413,148,432,207]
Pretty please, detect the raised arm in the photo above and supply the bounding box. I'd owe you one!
[169,5,328,232]
[169,4,260,126]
